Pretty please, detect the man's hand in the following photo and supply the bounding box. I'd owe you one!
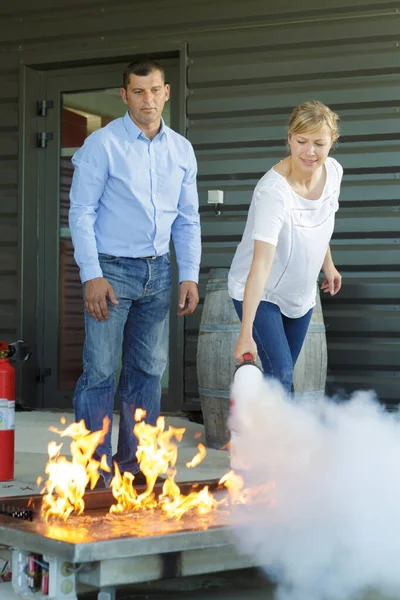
[85,277,119,322]
[178,281,199,316]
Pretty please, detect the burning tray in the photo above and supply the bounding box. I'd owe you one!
[0,480,256,600]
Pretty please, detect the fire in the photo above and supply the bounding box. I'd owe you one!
[185,443,206,468]
[40,410,248,522]
[134,411,186,487]
[109,411,219,519]
[109,412,186,514]
[40,418,109,521]
[159,478,219,520]
[219,470,246,504]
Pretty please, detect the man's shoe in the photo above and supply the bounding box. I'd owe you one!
[133,471,165,487]
[86,476,108,492]
[94,477,108,490]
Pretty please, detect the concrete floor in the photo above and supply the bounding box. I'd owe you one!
[0,569,397,600]
[7,410,230,495]
[0,569,275,599]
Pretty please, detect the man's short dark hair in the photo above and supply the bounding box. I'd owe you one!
[123,59,165,89]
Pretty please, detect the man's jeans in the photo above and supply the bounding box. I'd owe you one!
[233,299,312,392]
[73,253,171,483]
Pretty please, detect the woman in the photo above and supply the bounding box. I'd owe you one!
[228,100,342,392]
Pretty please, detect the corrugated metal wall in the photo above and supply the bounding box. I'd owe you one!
[0,63,19,345]
[0,0,398,405]
[184,2,400,406]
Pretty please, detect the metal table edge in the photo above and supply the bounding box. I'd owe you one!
[0,517,235,564]
[74,525,235,562]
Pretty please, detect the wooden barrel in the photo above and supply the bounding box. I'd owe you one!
[292,289,328,399]
[197,269,261,449]
[197,270,328,449]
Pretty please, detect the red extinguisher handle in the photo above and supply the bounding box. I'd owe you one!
[242,352,254,363]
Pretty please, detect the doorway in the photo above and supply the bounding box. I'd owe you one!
[23,59,183,410]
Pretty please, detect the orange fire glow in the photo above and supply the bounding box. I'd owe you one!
[185,443,206,468]
[40,411,246,522]
[39,418,109,520]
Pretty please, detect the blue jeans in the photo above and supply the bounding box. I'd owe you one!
[73,253,171,483]
[233,299,312,392]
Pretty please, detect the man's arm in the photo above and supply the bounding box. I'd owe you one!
[69,132,108,283]
[171,144,201,315]
[69,133,119,322]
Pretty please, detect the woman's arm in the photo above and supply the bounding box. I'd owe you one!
[234,240,276,362]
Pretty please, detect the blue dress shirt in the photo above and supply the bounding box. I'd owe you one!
[69,112,201,284]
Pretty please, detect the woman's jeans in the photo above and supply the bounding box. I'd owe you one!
[233,299,312,392]
[73,253,171,483]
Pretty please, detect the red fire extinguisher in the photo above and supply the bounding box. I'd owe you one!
[0,340,30,482]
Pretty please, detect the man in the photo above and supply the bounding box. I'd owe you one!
[69,59,201,485]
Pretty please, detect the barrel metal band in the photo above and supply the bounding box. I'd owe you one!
[198,387,230,399]
[206,283,229,292]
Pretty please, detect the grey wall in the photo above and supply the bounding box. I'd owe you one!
[0,70,19,344]
[0,0,398,405]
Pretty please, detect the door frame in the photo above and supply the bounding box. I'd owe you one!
[19,48,187,412]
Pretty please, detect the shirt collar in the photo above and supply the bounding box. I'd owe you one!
[124,112,168,141]
[158,118,168,139]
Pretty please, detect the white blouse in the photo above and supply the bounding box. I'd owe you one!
[228,157,343,318]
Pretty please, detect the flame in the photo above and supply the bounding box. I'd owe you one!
[40,411,255,524]
[40,417,109,521]
[159,478,219,520]
[109,465,158,513]
[100,454,111,473]
[109,411,186,514]
[219,470,245,504]
[185,443,206,468]
[134,408,147,422]
[109,413,245,520]
[134,411,186,487]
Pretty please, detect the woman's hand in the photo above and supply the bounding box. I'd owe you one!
[234,335,258,363]
[321,264,342,296]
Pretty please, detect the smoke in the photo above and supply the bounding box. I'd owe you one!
[229,372,400,600]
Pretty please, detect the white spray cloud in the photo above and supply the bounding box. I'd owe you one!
[229,371,400,600]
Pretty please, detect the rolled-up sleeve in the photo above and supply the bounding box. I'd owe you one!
[252,185,286,247]
[69,132,109,283]
[171,144,201,283]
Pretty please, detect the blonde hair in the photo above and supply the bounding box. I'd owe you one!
[288,101,340,143]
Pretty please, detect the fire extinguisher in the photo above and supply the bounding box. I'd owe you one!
[0,340,30,482]
[229,352,263,472]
